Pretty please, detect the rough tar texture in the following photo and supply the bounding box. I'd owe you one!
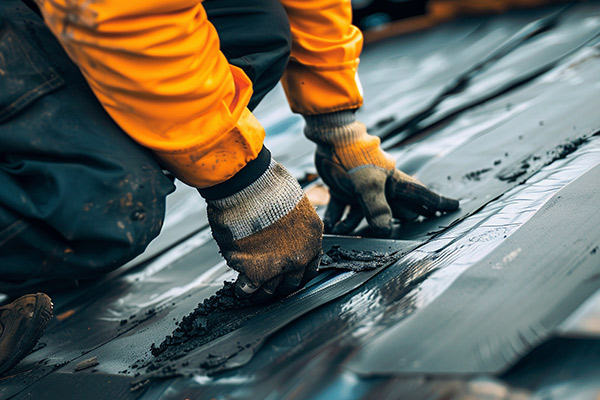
[150,281,252,359]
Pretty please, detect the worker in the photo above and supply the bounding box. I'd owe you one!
[0,0,458,374]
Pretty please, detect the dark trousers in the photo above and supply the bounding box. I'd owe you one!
[0,0,291,291]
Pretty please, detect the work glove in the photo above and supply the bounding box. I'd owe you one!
[304,111,459,236]
[199,147,323,303]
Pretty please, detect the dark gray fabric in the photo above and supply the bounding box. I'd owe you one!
[0,3,176,285]
[0,0,291,288]
[203,0,292,111]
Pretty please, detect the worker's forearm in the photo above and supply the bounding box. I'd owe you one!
[279,0,364,115]
[36,0,264,187]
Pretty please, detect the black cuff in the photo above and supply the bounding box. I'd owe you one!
[198,146,271,200]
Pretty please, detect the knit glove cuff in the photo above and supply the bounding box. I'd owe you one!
[205,157,304,242]
[304,110,396,172]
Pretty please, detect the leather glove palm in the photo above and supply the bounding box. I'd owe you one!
[304,111,459,235]
[200,148,322,303]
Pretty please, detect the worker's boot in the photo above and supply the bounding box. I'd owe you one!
[0,293,53,375]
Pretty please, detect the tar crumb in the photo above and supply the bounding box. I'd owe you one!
[120,319,127,326]
[54,361,69,369]
[464,168,492,181]
[31,340,47,353]
[494,160,502,166]
[319,245,399,272]
[150,282,253,358]
[498,137,589,182]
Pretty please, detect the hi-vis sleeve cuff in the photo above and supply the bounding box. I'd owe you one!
[280,0,364,116]
[155,107,265,188]
[36,0,265,188]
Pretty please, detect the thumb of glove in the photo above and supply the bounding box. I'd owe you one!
[350,167,393,236]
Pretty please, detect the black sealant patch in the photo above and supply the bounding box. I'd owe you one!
[320,245,402,272]
[498,136,589,182]
[149,281,252,359]
[129,239,420,389]
[144,245,403,376]
[348,162,600,375]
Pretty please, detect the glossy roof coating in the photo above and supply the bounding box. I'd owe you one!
[2,2,600,399]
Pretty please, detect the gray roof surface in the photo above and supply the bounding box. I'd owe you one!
[2,3,600,399]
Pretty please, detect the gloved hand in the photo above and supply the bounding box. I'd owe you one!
[199,147,323,303]
[304,111,459,236]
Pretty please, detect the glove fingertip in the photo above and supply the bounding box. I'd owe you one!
[369,214,393,237]
[438,196,460,211]
[300,256,321,288]
[281,269,304,291]
[331,221,354,234]
[323,198,346,233]
[323,221,335,234]
[235,274,259,299]
[331,205,363,234]
[261,275,282,295]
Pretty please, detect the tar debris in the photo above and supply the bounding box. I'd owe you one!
[320,245,400,272]
[150,282,253,358]
[463,168,492,181]
[140,247,401,377]
[498,137,589,182]
[30,340,46,354]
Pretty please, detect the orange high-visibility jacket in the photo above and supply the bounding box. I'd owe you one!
[36,0,363,188]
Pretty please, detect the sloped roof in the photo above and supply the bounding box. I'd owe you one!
[2,2,600,399]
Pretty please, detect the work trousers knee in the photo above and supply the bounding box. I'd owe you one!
[0,3,175,288]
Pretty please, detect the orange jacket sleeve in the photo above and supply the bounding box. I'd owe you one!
[36,0,265,188]
[280,0,364,115]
